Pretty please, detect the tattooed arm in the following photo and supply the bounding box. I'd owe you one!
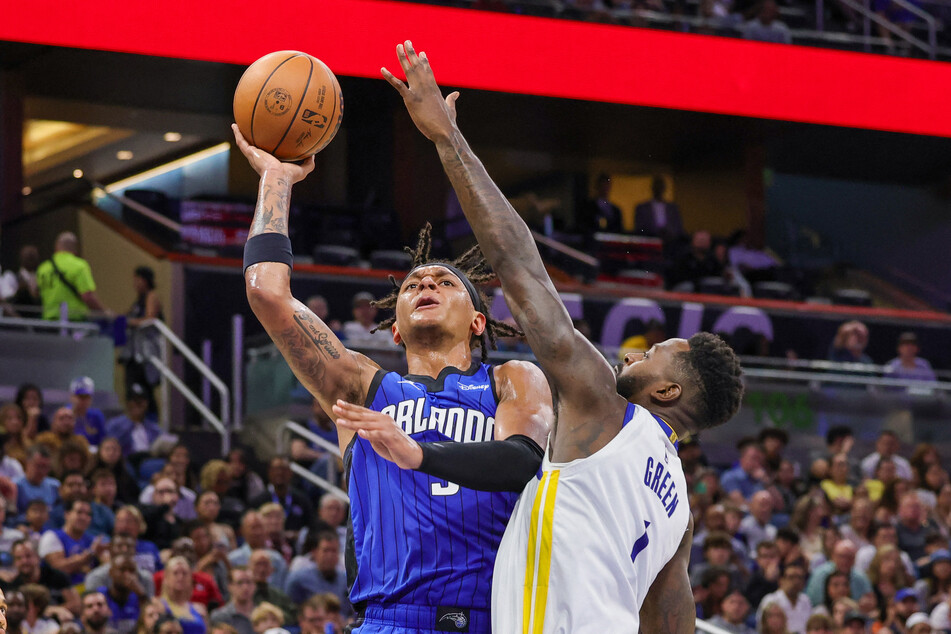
[639,516,696,634]
[382,43,627,460]
[233,125,380,455]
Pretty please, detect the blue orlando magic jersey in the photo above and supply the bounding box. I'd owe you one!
[345,362,519,612]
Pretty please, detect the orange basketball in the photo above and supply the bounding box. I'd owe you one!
[233,51,343,161]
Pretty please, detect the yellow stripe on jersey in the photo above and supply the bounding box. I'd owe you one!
[523,470,561,634]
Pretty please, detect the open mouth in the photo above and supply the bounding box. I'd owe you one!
[415,296,440,310]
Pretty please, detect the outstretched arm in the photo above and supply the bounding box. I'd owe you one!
[383,42,625,459]
[638,515,696,634]
[234,125,379,454]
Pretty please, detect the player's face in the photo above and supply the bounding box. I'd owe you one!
[394,265,484,347]
[614,339,689,404]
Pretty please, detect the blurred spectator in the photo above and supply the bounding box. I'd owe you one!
[740,491,777,555]
[667,230,723,291]
[249,603,282,634]
[0,540,76,612]
[155,539,223,611]
[692,505,749,566]
[820,453,854,516]
[805,541,872,606]
[757,602,789,634]
[906,612,934,634]
[744,540,781,609]
[89,438,140,504]
[690,531,745,590]
[125,266,164,402]
[868,544,915,619]
[284,531,349,616]
[225,449,265,504]
[840,497,874,551]
[134,597,163,634]
[49,471,114,537]
[757,428,789,479]
[856,521,915,577]
[720,441,767,504]
[728,229,780,284]
[304,295,341,334]
[695,566,732,619]
[141,477,186,549]
[820,425,862,484]
[812,570,851,616]
[18,584,59,634]
[829,321,872,364]
[768,459,804,518]
[804,613,835,633]
[291,400,340,493]
[0,404,30,470]
[0,505,25,571]
[742,0,792,43]
[195,492,237,552]
[98,554,147,634]
[17,500,50,543]
[885,332,937,382]
[896,492,939,564]
[298,594,344,634]
[247,550,295,625]
[154,615,185,634]
[209,568,254,634]
[15,384,47,440]
[198,461,243,529]
[861,431,914,481]
[107,385,161,458]
[257,504,292,564]
[113,507,161,576]
[85,534,156,599]
[91,469,119,512]
[80,590,116,634]
[634,175,685,245]
[341,292,394,347]
[158,556,209,634]
[707,589,754,633]
[585,173,623,236]
[5,245,41,308]
[182,522,229,604]
[916,463,947,512]
[68,377,107,448]
[316,496,348,568]
[227,512,287,590]
[36,232,111,321]
[757,562,811,633]
[874,587,921,632]
[915,549,951,611]
[38,499,109,585]
[140,467,197,522]
[3,590,26,634]
[933,483,951,538]
[167,445,199,492]
[14,445,59,521]
[53,440,92,482]
[248,457,312,536]
[35,407,90,458]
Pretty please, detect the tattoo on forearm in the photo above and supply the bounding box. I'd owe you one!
[271,324,328,391]
[250,176,291,237]
[293,313,342,359]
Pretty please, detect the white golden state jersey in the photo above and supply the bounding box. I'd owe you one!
[492,402,690,633]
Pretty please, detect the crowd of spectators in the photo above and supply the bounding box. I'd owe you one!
[683,424,951,633]
[0,380,353,634]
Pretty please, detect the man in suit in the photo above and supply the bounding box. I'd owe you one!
[634,175,685,244]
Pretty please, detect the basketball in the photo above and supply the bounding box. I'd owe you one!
[233,51,343,161]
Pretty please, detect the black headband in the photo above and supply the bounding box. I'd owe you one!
[404,263,485,314]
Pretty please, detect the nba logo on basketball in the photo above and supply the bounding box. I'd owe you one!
[264,88,292,115]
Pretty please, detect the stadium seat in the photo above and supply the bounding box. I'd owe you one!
[832,288,873,307]
[313,245,361,266]
[752,281,798,300]
[698,277,741,296]
[369,249,414,271]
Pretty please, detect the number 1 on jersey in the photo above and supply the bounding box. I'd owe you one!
[431,480,460,496]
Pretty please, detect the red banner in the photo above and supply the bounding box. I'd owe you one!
[3,0,951,136]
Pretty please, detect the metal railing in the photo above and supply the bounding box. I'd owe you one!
[138,318,231,455]
[0,309,101,335]
[91,182,183,233]
[277,420,349,502]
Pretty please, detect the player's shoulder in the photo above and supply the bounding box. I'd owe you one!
[493,359,546,383]
[493,360,550,400]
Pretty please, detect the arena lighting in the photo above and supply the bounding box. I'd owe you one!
[4,0,951,137]
[164,132,182,142]
[72,169,83,179]
[116,150,134,160]
[103,142,230,193]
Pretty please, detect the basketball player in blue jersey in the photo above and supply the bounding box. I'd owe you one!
[335,42,745,633]
[232,120,553,631]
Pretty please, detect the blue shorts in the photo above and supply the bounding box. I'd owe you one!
[347,604,491,634]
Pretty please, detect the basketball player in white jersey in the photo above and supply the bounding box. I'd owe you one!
[334,42,745,633]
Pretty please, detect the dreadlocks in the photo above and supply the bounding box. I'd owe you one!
[370,223,521,361]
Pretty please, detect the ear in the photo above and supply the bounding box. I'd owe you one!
[391,322,402,346]
[651,382,682,403]
[470,312,487,338]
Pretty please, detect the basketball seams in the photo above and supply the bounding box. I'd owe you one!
[270,55,314,157]
[246,52,302,149]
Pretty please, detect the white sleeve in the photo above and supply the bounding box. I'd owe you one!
[37,531,64,557]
